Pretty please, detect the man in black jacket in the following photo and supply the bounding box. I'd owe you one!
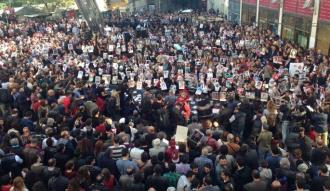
[233,157,252,191]
[310,165,330,191]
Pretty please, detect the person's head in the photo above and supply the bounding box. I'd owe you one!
[101,168,111,180]
[324,179,330,191]
[201,146,209,156]
[221,170,231,181]
[203,163,212,174]
[65,160,75,170]
[271,146,281,156]
[227,133,234,143]
[191,163,199,174]
[267,100,276,112]
[186,170,195,182]
[219,155,228,166]
[48,158,56,167]
[157,131,167,140]
[133,172,143,183]
[251,170,260,180]
[122,147,129,158]
[319,165,328,176]
[46,137,54,147]
[179,154,189,164]
[295,177,306,190]
[236,157,245,168]
[203,176,213,186]
[280,158,290,169]
[168,162,176,172]
[12,176,25,190]
[32,181,46,191]
[219,145,229,155]
[22,127,30,135]
[271,180,281,191]
[153,164,163,176]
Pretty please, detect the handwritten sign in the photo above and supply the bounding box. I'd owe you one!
[175,125,188,143]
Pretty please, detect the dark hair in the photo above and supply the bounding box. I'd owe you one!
[296,177,306,189]
[236,157,245,167]
[134,172,143,183]
[320,165,328,174]
[168,163,176,172]
[186,170,194,178]
[260,160,268,168]
[203,163,212,169]
[222,169,231,177]
[324,179,330,189]
[219,145,229,155]
[32,181,47,191]
[85,118,92,126]
[190,163,198,170]
[178,143,186,153]
[65,160,75,170]
[204,176,213,185]
[252,170,260,179]
[180,154,189,164]
[151,155,159,165]
[153,164,163,175]
[122,147,129,157]
[141,152,149,163]
[158,152,165,161]
[48,158,56,166]
[114,136,121,144]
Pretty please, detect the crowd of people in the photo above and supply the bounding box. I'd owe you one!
[0,9,330,191]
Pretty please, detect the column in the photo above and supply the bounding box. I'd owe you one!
[239,0,243,25]
[277,0,284,36]
[309,0,320,49]
[256,0,260,26]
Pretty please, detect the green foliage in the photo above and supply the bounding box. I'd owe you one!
[0,0,75,11]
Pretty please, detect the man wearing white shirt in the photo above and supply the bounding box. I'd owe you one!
[177,170,194,191]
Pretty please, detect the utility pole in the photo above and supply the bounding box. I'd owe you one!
[309,0,320,49]
[277,0,283,36]
[256,0,260,26]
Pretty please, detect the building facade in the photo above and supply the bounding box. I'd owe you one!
[207,0,330,55]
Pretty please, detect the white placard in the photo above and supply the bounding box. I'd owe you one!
[179,80,185,90]
[88,46,94,53]
[136,81,143,90]
[261,92,269,102]
[102,74,111,85]
[289,63,304,76]
[163,70,169,79]
[175,125,188,143]
[160,81,167,90]
[108,45,114,52]
[95,76,101,85]
[77,71,83,79]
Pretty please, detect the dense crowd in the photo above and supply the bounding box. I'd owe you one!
[0,10,330,191]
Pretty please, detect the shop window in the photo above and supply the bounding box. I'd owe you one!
[298,34,308,48]
[283,27,294,41]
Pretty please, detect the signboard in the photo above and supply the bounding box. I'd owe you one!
[289,63,304,76]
